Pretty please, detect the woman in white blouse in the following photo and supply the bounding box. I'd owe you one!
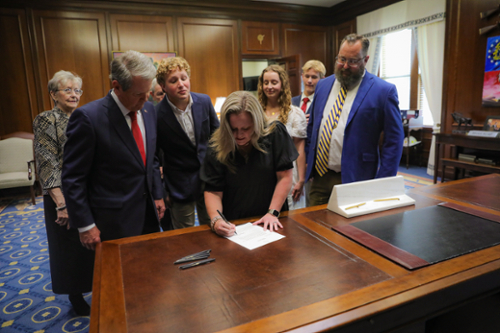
[258,65,307,210]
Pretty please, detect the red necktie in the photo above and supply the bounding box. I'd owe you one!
[128,111,146,165]
[301,97,309,113]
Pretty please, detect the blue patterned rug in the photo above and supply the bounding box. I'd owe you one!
[0,197,91,333]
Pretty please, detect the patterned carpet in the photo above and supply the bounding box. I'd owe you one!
[398,171,435,189]
[0,166,433,332]
[0,197,91,333]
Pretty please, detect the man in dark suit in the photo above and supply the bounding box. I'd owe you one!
[305,33,403,206]
[62,50,166,250]
[155,57,219,229]
[292,60,326,122]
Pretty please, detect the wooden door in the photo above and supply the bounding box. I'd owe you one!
[272,54,301,97]
[281,23,329,75]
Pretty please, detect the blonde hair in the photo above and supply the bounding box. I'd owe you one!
[210,91,275,172]
[156,56,191,86]
[257,64,292,125]
[302,60,326,78]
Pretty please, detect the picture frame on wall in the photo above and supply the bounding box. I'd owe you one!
[483,115,500,131]
[112,51,176,70]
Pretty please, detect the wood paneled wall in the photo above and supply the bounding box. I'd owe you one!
[442,0,500,132]
[0,2,334,136]
[32,10,110,111]
[0,8,38,134]
[177,17,241,102]
[110,15,175,54]
[282,24,330,75]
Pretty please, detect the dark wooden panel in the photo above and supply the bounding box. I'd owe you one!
[442,0,500,133]
[177,17,241,104]
[32,10,109,112]
[0,8,39,135]
[333,19,356,63]
[110,14,175,53]
[281,23,330,75]
[241,21,280,56]
[274,54,301,97]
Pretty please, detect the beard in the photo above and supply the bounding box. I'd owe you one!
[335,63,364,90]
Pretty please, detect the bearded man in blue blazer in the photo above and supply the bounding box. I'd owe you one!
[62,50,166,251]
[305,34,403,206]
[155,57,219,229]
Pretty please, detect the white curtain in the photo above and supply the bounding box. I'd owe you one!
[357,0,446,38]
[366,36,381,75]
[416,21,446,177]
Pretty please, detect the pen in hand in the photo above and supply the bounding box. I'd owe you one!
[217,210,237,235]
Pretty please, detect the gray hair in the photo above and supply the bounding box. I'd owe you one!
[109,50,156,91]
[150,78,159,92]
[341,33,370,57]
[48,70,82,93]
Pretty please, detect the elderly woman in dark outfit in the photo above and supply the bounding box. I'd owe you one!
[33,70,94,316]
[201,91,297,237]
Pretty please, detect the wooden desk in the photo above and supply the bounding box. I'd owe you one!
[90,175,500,333]
[433,133,500,183]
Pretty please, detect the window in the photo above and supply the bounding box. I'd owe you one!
[379,29,433,126]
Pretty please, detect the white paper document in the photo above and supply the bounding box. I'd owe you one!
[226,222,285,250]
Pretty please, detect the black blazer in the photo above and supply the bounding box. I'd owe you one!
[156,92,219,202]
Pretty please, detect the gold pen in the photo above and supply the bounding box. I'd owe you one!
[345,202,366,210]
[374,198,400,202]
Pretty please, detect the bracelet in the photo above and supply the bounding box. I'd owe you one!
[210,216,222,231]
[55,205,66,211]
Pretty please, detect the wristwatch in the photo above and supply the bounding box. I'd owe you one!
[267,209,280,218]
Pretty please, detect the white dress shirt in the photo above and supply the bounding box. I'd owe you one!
[167,94,196,146]
[318,71,365,172]
[300,92,315,114]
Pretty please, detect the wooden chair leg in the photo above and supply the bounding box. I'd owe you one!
[30,186,36,205]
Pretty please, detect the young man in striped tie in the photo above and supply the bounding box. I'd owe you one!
[292,60,326,122]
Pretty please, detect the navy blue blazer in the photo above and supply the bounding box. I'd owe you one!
[292,95,301,107]
[62,92,163,241]
[156,92,219,202]
[305,71,404,184]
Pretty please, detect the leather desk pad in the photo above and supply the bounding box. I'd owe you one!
[333,205,500,269]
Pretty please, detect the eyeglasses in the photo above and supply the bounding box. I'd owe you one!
[57,88,83,96]
[335,56,365,68]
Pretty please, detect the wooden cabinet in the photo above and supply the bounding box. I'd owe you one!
[241,21,280,56]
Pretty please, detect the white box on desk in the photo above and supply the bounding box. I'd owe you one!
[327,175,415,218]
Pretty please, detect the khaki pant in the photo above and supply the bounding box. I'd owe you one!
[170,195,211,229]
[309,170,342,206]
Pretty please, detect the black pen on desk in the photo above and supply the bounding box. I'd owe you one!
[217,209,237,235]
[179,258,215,270]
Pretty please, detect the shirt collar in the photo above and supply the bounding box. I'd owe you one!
[167,94,193,115]
[111,90,138,117]
[301,92,314,101]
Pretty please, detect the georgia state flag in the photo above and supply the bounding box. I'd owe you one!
[485,36,500,72]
